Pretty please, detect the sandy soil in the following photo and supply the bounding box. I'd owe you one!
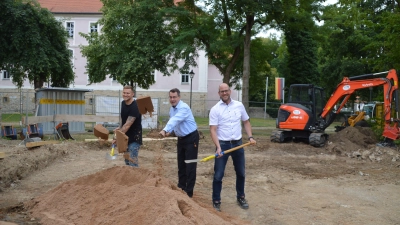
[0,126,400,225]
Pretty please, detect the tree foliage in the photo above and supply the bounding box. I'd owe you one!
[278,0,321,87]
[158,0,284,109]
[317,0,399,98]
[0,0,74,89]
[80,0,173,88]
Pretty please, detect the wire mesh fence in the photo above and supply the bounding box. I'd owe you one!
[1,90,279,131]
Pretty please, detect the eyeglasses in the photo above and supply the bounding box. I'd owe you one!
[219,89,230,94]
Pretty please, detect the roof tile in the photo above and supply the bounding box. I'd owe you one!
[37,0,103,13]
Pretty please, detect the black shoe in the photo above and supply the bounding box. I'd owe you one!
[186,191,193,198]
[237,197,249,209]
[213,201,221,212]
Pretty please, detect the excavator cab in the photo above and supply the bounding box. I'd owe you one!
[272,84,328,146]
[287,84,325,122]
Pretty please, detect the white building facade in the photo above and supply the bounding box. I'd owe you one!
[0,0,241,117]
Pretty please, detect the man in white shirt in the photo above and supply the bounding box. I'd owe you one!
[209,83,256,212]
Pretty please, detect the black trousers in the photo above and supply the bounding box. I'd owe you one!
[177,130,199,197]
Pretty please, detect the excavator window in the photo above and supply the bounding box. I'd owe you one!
[314,88,324,116]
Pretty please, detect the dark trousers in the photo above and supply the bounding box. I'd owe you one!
[177,130,199,197]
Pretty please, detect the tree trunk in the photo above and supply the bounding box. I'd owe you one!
[33,77,44,90]
[242,14,254,111]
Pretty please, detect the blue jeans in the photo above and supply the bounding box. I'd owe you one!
[125,142,141,167]
[212,139,245,202]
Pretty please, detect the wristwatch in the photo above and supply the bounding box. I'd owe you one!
[248,136,254,140]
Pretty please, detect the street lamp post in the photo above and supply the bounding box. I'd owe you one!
[189,70,195,109]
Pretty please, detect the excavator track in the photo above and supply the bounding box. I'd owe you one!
[270,130,284,143]
[309,133,327,147]
[270,129,293,143]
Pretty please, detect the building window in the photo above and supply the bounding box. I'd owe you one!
[112,76,117,82]
[66,22,74,38]
[3,97,9,103]
[89,98,93,105]
[90,22,98,33]
[2,70,10,79]
[181,73,189,84]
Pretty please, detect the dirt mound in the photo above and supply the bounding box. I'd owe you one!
[329,126,377,149]
[25,166,244,225]
[326,126,399,163]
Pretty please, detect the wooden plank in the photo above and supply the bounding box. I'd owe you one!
[142,137,177,141]
[54,114,119,123]
[26,140,59,148]
[0,122,20,127]
[84,137,177,142]
[23,115,119,124]
[84,139,113,142]
[22,115,54,124]
[0,152,5,159]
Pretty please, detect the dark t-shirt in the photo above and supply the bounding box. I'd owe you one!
[121,100,142,145]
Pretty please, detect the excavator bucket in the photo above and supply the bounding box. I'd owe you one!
[1,125,18,140]
[55,122,74,140]
[20,123,44,140]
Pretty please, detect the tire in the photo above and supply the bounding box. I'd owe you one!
[354,120,370,127]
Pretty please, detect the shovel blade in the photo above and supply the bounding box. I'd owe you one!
[105,152,118,160]
[184,159,200,163]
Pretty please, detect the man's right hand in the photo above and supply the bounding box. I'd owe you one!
[159,130,166,137]
[215,147,223,158]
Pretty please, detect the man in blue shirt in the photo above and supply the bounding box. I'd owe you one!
[159,88,199,198]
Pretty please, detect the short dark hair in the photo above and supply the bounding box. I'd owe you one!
[169,88,180,96]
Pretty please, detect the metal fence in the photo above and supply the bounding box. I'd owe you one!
[1,90,279,128]
[0,90,36,123]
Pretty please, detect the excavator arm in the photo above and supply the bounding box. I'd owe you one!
[320,69,400,141]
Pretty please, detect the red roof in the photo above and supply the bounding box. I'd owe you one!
[36,0,103,13]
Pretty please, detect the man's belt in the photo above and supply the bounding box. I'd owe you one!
[177,130,198,140]
[219,139,242,144]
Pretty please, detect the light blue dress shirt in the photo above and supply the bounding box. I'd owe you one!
[163,100,197,137]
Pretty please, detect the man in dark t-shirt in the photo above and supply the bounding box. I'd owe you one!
[113,85,142,167]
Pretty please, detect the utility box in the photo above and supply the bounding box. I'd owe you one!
[35,87,93,134]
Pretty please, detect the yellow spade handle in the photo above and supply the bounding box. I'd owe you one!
[200,142,252,162]
[110,144,115,155]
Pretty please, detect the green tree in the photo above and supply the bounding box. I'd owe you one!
[278,0,321,87]
[164,0,283,108]
[317,1,380,97]
[0,0,74,89]
[80,0,173,88]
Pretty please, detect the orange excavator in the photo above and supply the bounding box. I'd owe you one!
[271,69,400,147]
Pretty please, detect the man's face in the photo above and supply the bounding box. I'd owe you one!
[169,92,180,107]
[218,87,231,102]
[122,88,134,102]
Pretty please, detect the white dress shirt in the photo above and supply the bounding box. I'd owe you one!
[209,99,249,141]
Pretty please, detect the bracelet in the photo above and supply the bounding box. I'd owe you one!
[248,136,253,140]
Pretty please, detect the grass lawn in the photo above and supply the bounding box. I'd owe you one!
[158,116,275,127]
[1,113,30,122]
